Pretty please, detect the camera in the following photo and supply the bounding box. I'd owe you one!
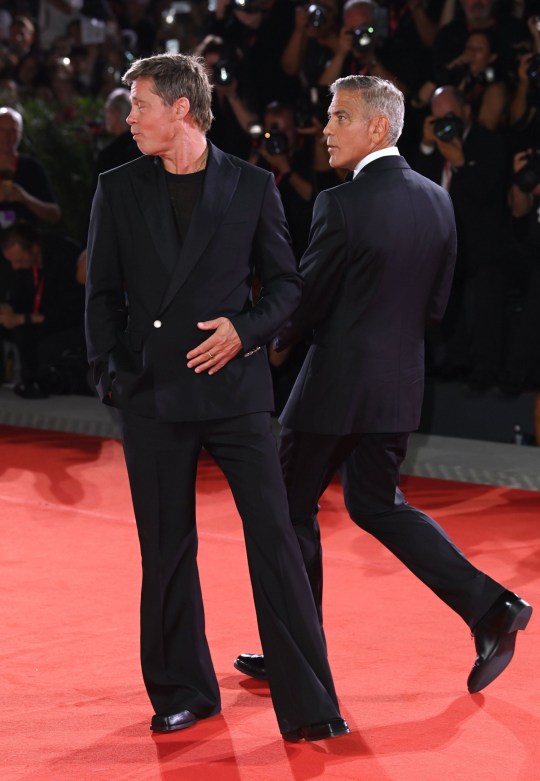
[350,26,375,53]
[432,113,464,142]
[306,4,328,28]
[247,123,289,155]
[514,148,540,193]
[295,86,329,128]
[264,123,289,156]
[212,58,237,85]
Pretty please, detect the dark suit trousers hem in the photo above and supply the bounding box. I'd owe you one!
[119,410,341,733]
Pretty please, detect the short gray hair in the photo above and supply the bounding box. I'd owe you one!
[123,53,213,132]
[0,106,23,145]
[105,88,132,121]
[331,75,404,145]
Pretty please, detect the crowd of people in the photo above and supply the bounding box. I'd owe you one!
[0,0,539,401]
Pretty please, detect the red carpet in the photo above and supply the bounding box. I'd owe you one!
[1,425,538,781]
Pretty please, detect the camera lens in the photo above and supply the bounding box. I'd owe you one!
[307,4,328,28]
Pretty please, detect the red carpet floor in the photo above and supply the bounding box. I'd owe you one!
[1,425,539,781]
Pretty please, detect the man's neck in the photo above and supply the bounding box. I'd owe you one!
[161,135,208,175]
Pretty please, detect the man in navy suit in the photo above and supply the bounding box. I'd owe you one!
[235,75,532,694]
[85,52,349,742]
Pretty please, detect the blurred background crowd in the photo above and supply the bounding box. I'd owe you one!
[0,0,539,410]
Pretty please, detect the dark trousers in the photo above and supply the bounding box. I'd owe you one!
[280,429,504,629]
[119,410,341,734]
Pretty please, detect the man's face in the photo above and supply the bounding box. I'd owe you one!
[344,5,374,30]
[323,89,374,169]
[2,242,37,270]
[431,90,466,123]
[464,33,493,75]
[127,77,178,156]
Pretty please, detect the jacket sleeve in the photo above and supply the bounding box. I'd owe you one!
[85,178,127,402]
[230,174,303,352]
[276,188,348,349]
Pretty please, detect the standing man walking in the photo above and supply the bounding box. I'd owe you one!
[85,52,349,742]
[235,75,532,694]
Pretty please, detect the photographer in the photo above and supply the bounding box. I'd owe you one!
[280,1,341,87]
[207,0,296,112]
[415,29,508,130]
[413,85,509,389]
[317,0,410,95]
[249,100,319,412]
[500,148,540,394]
[196,34,259,159]
[249,101,315,260]
[432,0,529,86]
[0,221,85,399]
[0,107,61,228]
[509,15,540,134]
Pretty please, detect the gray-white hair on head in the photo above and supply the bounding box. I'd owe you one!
[330,75,404,145]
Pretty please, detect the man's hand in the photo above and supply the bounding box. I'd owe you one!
[436,135,465,168]
[186,317,242,375]
[0,306,23,329]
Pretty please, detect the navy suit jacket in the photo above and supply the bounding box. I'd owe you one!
[279,155,457,435]
[85,142,302,422]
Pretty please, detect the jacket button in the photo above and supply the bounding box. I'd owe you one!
[153,320,162,328]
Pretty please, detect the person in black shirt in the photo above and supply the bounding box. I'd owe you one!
[0,222,85,398]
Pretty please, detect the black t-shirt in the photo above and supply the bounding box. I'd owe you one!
[164,168,206,246]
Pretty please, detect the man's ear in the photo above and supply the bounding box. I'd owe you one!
[174,96,190,118]
[370,114,389,143]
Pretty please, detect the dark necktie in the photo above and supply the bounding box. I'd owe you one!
[345,170,355,182]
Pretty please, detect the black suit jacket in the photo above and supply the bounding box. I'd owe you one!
[279,155,457,435]
[85,142,302,422]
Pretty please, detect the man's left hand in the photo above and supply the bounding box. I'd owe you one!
[186,317,242,375]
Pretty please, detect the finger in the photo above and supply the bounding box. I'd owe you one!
[187,347,216,367]
[197,319,222,331]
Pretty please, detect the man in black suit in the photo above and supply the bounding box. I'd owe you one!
[85,52,348,742]
[235,75,532,694]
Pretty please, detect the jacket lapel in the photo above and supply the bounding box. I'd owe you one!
[159,143,241,313]
[129,156,181,275]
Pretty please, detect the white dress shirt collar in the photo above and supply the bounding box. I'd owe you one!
[353,146,400,179]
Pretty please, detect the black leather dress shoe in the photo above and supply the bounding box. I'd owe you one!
[282,718,350,742]
[150,710,198,733]
[234,653,267,680]
[467,590,532,693]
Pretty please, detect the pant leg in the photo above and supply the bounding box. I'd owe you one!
[341,432,505,629]
[119,410,220,718]
[203,413,342,735]
[279,427,359,624]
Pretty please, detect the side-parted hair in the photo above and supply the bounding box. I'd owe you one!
[331,75,404,145]
[123,53,213,133]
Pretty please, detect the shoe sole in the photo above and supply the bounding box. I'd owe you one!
[282,723,350,742]
[150,717,198,733]
[233,659,268,680]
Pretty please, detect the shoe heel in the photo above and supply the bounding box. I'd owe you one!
[282,729,302,743]
[503,602,532,634]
